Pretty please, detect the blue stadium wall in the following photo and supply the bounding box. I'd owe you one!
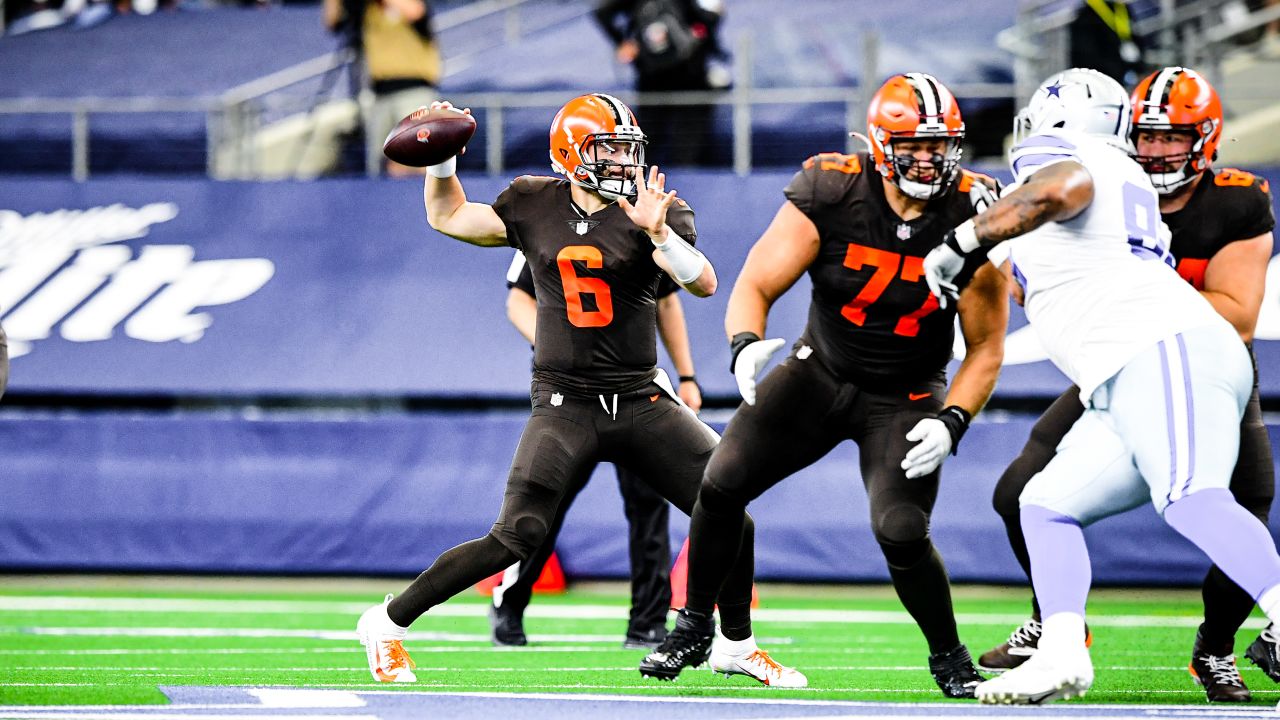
[2,170,1279,584]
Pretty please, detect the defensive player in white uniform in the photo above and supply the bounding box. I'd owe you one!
[922,68,1280,705]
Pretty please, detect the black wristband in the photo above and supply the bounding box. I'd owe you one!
[678,375,698,383]
[728,332,762,374]
[936,405,972,454]
[943,229,967,255]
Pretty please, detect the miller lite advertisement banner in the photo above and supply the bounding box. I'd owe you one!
[2,172,1278,398]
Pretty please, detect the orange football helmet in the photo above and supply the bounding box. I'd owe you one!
[549,93,647,200]
[866,73,965,200]
[1131,67,1223,195]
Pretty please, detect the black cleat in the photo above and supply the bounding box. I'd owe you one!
[489,602,527,647]
[623,625,668,650]
[1246,624,1280,683]
[638,608,713,681]
[929,645,985,699]
[1189,631,1251,702]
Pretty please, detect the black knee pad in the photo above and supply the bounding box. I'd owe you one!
[873,505,930,567]
[698,478,747,518]
[509,515,548,561]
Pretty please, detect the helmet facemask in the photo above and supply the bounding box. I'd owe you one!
[574,131,647,201]
[884,136,963,200]
[1132,125,1214,196]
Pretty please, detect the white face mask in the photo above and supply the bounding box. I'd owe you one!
[576,132,647,200]
[886,139,962,200]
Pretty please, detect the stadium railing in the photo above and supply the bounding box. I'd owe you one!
[0,28,1015,180]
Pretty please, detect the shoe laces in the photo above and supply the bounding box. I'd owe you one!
[1260,625,1279,648]
[1199,653,1244,687]
[1007,618,1043,648]
[744,649,787,678]
[381,639,416,673]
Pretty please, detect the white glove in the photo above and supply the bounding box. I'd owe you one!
[922,241,965,310]
[733,338,786,406]
[968,177,999,214]
[901,418,953,479]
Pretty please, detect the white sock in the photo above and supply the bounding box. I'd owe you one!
[715,628,757,656]
[1039,612,1086,654]
[1259,584,1280,626]
[376,600,408,638]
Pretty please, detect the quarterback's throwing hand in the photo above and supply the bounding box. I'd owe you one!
[618,165,677,239]
[901,418,952,479]
[733,338,786,406]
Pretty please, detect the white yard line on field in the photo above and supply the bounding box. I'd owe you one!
[0,596,1258,629]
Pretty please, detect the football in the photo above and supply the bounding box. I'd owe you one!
[382,106,477,167]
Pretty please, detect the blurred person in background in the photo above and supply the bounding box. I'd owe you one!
[979,67,1276,704]
[1069,0,1144,87]
[490,250,703,649]
[323,0,441,176]
[594,0,728,167]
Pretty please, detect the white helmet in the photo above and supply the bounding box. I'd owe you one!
[1013,68,1133,150]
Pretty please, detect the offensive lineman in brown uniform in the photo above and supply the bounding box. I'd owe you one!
[353,93,791,684]
[639,74,1010,697]
[978,67,1278,704]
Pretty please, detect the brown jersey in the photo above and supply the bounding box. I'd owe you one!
[493,176,697,395]
[783,152,995,387]
[1164,168,1275,290]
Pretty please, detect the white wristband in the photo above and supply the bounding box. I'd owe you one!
[953,218,981,253]
[426,156,457,179]
[653,228,706,284]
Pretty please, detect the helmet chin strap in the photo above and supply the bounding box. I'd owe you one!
[895,176,941,200]
[595,176,636,201]
[1148,163,1197,196]
[567,170,636,201]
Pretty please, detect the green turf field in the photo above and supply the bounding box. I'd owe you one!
[1,576,1276,707]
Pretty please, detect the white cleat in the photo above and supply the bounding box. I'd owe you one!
[709,631,807,688]
[975,647,1092,705]
[356,593,418,683]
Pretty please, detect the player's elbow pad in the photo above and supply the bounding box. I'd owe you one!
[655,230,706,284]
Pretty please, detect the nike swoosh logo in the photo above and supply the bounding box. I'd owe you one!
[908,392,932,401]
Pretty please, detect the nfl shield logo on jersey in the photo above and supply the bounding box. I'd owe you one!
[896,224,912,240]
[566,219,599,236]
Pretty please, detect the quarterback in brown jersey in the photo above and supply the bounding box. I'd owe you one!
[639,73,1010,697]
[490,251,701,650]
[978,67,1277,703]
[352,93,782,685]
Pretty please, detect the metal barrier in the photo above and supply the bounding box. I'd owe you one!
[0,12,1016,180]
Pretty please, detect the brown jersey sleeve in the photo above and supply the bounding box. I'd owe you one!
[493,182,522,250]
[784,152,865,218]
[666,199,698,246]
[493,176,562,250]
[1214,169,1276,240]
